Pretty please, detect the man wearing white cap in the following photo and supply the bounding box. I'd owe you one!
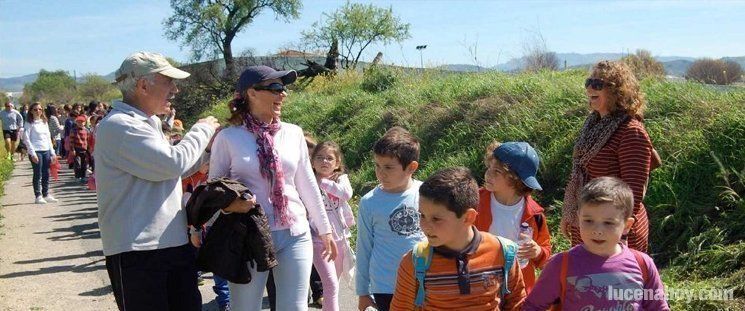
[96,52,251,310]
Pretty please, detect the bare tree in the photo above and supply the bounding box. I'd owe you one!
[621,49,665,79]
[723,60,743,84]
[686,58,743,85]
[521,30,558,72]
[459,34,482,71]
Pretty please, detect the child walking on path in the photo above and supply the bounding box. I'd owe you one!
[310,141,356,311]
[391,167,526,310]
[523,177,669,310]
[68,115,91,182]
[474,141,551,293]
[356,127,424,311]
[185,162,232,311]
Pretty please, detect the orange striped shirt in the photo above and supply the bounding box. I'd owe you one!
[391,231,526,310]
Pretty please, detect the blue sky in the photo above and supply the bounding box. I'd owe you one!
[1,0,744,78]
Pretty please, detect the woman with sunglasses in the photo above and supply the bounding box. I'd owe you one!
[208,66,337,311]
[561,60,659,253]
[22,102,59,204]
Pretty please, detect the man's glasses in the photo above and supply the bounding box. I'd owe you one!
[253,83,287,94]
[585,78,608,90]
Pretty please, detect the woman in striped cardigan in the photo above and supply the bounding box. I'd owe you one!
[561,60,659,252]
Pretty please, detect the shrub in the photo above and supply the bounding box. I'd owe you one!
[686,58,743,85]
[621,49,665,79]
[361,66,399,92]
[524,51,559,72]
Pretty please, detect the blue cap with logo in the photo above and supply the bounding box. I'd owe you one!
[493,142,542,191]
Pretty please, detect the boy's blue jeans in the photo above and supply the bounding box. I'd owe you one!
[213,274,229,307]
[30,150,51,197]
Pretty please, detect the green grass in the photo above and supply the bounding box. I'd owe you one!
[0,147,15,232]
[200,67,745,308]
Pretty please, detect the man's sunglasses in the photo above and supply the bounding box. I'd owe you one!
[585,78,609,90]
[253,83,287,94]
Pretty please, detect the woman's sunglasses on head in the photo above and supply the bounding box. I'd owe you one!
[585,78,609,90]
[253,83,287,94]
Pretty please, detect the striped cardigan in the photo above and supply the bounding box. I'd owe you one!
[569,118,654,252]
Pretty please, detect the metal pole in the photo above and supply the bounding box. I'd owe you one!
[416,45,427,71]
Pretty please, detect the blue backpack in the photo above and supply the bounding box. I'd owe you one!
[412,236,518,308]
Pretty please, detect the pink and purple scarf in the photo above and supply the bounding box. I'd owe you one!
[243,111,294,226]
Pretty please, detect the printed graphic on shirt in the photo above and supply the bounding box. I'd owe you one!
[388,204,422,237]
[567,272,643,310]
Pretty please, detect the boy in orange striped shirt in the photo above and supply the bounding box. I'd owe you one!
[391,167,526,310]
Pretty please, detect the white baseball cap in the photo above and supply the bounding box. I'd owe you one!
[114,51,190,83]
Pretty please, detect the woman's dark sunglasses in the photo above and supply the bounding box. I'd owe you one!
[585,78,607,90]
[253,83,287,94]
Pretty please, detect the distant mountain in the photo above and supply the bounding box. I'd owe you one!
[0,71,118,92]
[661,60,694,77]
[494,53,699,73]
[0,73,38,92]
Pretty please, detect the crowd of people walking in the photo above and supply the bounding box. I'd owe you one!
[0,51,669,310]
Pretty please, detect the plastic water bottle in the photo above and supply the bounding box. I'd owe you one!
[518,222,533,269]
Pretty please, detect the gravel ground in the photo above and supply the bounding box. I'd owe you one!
[0,161,357,310]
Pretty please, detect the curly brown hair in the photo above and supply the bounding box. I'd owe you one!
[590,60,646,118]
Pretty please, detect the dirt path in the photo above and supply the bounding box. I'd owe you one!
[0,162,356,310]
[0,161,115,310]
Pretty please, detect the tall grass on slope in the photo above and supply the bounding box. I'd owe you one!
[282,67,745,258]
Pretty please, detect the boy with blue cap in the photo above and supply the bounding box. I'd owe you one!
[474,141,551,293]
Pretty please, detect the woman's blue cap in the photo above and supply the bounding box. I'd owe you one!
[236,65,297,94]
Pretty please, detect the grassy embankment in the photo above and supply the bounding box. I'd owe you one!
[0,148,16,232]
[201,68,745,310]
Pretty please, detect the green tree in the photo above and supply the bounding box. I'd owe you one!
[621,49,665,79]
[23,70,76,103]
[163,0,301,80]
[78,74,116,101]
[302,2,411,69]
[0,92,9,104]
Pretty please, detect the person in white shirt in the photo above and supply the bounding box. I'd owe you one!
[95,51,251,311]
[209,65,337,311]
[22,102,58,204]
[1,101,24,160]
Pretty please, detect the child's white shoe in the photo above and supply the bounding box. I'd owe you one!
[44,195,58,203]
[35,196,47,204]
